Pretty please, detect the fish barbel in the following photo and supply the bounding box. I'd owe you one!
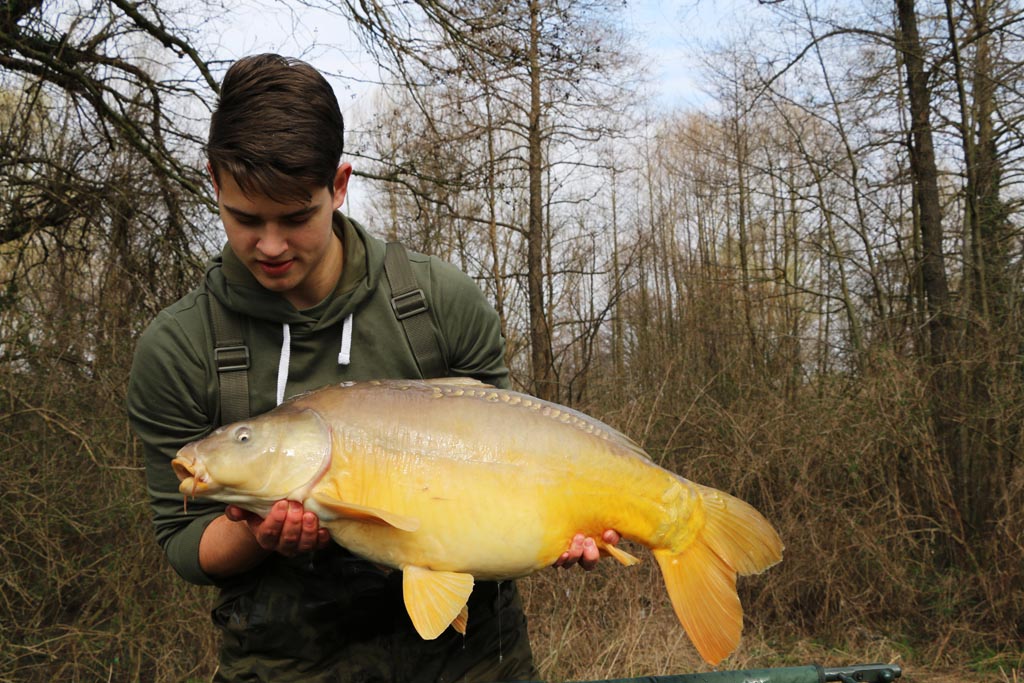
[172,378,783,665]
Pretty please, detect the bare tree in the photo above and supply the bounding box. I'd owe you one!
[307,0,639,400]
[2,4,225,679]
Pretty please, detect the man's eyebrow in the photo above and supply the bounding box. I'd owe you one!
[222,203,319,220]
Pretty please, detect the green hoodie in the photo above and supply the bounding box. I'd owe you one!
[127,214,533,682]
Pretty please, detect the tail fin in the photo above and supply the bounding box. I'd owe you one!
[654,485,783,665]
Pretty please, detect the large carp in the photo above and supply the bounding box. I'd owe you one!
[172,378,783,665]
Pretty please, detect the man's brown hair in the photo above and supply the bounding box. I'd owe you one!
[206,54,344,203]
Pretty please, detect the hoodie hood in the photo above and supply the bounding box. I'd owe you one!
[205,213,387,332]
[204,213,395,408]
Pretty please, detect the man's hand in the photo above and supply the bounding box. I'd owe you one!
[553,530,621,571]
[226,500,331,557]
[200,500,332,577]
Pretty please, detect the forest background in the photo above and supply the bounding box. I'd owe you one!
[1,0,1022,681]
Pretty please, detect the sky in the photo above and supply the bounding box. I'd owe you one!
[206,0,753,116]
[195,0,768,216]
[622,0,721,110]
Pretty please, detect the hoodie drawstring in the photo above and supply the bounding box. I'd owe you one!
[276,315,352,405]
[276,323,291,406]
[338,314,353,366]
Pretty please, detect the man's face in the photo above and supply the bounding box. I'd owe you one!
[213,165,352,309]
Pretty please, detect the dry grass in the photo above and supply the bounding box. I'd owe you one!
[2,334,1020,681]
[521,549,706,679]
[519,553,1022,683]
[0,385,219,683]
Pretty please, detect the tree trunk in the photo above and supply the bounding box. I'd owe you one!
[896,0,953,362]
[526,0,555,401]
[896,0,969,562]
[944,0,1014,539]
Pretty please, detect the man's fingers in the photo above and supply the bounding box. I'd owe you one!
[579,537,599,571]
[295,511,320,553]
[563,534,585,568]
[253,500,288,549]
[554,531,619,570]
[231,500,326,555]
[553,534,586,568]
[274,501,306,554]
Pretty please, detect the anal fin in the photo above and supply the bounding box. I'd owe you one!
[403,565,475,640]
[598,539,641,566]
[452,604,469,635]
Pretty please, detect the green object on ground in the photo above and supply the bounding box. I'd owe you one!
[524,663,903,683]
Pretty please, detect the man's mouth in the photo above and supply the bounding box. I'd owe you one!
[258,259,294,276]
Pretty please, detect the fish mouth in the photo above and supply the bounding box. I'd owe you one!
[171,451,213,496]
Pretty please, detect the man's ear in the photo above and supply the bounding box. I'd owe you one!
[332,163,353,210]
[206,162,220,198]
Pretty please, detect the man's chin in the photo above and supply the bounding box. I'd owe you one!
[249,265,297,289]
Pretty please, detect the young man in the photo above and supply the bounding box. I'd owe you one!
[128,54,615,682]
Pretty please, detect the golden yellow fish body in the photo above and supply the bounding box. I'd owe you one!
[173,379,783,665]
[300,380,697,578]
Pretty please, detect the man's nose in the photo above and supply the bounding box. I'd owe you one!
[256,225,288,258]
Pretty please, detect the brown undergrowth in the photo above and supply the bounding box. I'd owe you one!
[0,383,218,683]
[2,351,1020,681]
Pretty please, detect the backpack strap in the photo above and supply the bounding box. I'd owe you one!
[383,241,448,378]
[206,289,251,424]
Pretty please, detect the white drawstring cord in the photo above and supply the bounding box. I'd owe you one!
[276,323,291,405]
[338,314,353,365]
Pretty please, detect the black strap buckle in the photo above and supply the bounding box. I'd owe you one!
[214,345,250,372]
[391,289,429,320]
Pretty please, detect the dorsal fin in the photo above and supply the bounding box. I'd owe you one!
[423,377,494,388]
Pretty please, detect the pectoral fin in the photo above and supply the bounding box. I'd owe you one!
[311,493,420,532]
[402,565,475,640]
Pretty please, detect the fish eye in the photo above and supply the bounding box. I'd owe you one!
[234,426,253,443]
